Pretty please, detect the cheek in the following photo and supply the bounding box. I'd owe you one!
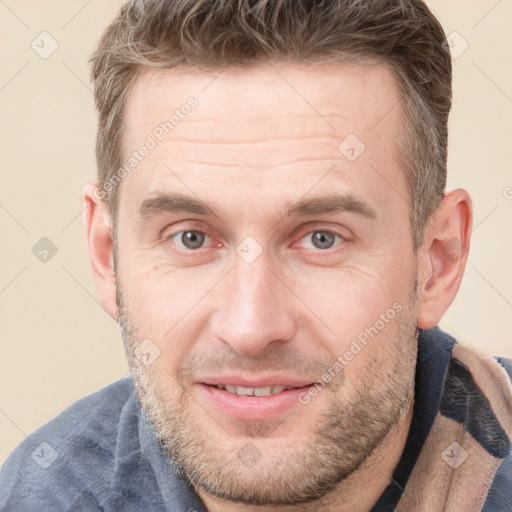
[129,268,197,324]
[126,271,217,367]
[296,263,415,380]
[300,265,412,334]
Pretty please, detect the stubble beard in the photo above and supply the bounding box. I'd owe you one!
[117,279,418,507]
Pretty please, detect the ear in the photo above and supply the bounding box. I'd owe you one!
[417,189,472,329]
[82,184,118,321]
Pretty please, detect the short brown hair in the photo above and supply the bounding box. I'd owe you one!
[90,0,452,249]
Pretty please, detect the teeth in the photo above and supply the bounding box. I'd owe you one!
[220,385,289,396]
[230,385,253,396]
[254,386,273,397]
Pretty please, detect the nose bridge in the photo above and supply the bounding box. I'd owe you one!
[210,251,296,355]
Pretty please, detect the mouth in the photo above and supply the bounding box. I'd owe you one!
[197,379,315,421]
[211,384,301,397]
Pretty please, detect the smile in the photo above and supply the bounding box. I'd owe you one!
[198,381,315,421]
[214,384,297,396]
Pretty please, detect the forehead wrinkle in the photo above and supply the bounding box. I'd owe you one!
[124,114,358,152]
[127,135,351,175]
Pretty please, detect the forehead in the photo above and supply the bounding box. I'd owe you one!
[124,60,402,138]
[118,61,406,220]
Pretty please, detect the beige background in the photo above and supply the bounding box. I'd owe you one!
[0,0,511,465]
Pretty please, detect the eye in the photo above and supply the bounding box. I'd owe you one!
[166,227,347,253]
[169,230,211,250]
[298,229,346,250]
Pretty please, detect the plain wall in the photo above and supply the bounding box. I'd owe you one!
[1,0,511,464]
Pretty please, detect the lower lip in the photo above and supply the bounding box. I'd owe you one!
[197,384,313,421]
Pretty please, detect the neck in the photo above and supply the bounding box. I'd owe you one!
[197,394,414,512]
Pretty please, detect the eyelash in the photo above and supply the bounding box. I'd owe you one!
[165,227,347,253]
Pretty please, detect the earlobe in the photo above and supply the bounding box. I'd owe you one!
[417,189,472,329]
[82,184,118,321]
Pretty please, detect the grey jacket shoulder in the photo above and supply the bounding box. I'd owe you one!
[483,356,512,512]
[0,377,136,512]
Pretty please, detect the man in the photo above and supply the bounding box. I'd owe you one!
[1,0,511,510]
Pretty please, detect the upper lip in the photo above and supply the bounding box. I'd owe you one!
[198,375,315,389]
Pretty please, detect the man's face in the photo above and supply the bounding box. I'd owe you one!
[114,62,419,505]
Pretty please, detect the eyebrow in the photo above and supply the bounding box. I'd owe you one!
[285,195,376,219]
[139,194,215,220]
[138,193,377,221]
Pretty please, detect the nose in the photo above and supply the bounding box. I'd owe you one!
[209,253,297,356]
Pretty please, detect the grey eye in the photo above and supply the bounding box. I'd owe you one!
[174,231,207,250]
[300,230,343,250]
[311,231,336,249]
